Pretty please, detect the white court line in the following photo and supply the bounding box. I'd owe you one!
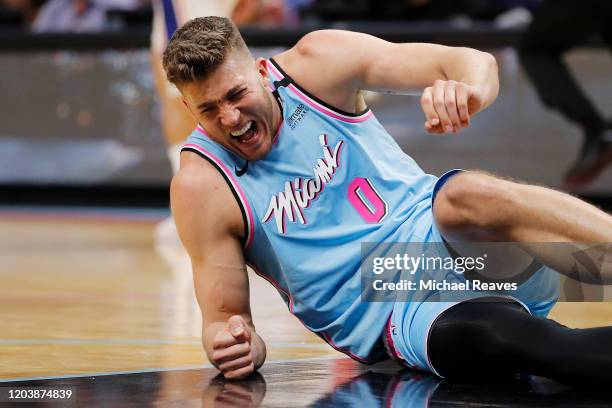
[0,339,201,346]
[0,339,331,350]
[0,339,202,346]
[0,206,169,219]
[0,356,343,383]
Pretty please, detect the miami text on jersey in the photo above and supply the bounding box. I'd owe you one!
[263,134,344,234]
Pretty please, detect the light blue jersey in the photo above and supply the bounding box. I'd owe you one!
[182,58,559,368]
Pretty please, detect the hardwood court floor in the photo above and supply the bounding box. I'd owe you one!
[0,208,340,381]
[1,207,612,390]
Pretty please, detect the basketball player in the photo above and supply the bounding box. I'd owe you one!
[163,17,612,385]
[151,0,275,243]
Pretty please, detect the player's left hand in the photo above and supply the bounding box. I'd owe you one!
[420,80,484,134]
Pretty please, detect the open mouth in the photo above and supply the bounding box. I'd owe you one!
[230,120,258,144]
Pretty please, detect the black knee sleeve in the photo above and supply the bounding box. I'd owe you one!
[429,298,528,379]
[428,298,612,386]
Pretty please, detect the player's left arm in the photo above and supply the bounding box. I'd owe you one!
[285,30,499,134]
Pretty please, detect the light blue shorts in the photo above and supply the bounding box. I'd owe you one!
[383,169,561,376]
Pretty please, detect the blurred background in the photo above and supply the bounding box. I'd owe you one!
[0,0,610,208]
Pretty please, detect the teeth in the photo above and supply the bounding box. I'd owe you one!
[231,121,253,137]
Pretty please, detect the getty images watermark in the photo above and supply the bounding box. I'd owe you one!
[360,242,612,302]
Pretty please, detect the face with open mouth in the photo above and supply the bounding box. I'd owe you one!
[180,52,281,162]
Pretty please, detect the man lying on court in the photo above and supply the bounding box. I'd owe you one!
[163,17,612,385]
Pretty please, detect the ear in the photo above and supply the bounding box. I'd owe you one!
[255,57,268,82]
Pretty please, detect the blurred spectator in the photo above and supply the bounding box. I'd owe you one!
[519,0,612,187]
[34,0,143,32]
[304,0,539,23]
[0,3,25,27]
[0,0,144,32]
[0,0,45,28]
[283,0,313,26]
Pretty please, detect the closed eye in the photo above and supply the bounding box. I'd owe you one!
[198,87,246,114]
[228,88,247,100]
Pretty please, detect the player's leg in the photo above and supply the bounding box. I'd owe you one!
[151,0,210,173]
[518,0,607,135]
[518,0,612,186]
[151,0,266,170]
[150,48,196,172]
[428,297,612,386]
[433,171,612,281]
[151,0,244,242]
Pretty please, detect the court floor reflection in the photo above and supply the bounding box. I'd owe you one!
[4,358,612,407]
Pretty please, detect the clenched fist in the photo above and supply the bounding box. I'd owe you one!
[421,80,484,134]
[211,315,256,380]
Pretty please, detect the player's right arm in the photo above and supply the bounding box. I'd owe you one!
[170,152,266,379]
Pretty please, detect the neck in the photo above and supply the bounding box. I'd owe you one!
[270,88,283,138]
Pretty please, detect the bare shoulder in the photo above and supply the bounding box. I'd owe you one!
[286,29,368,57]
[171,152,231,203]
[291,30,353,54]
[273,30,370,113]
[171,151,244,248]
[275,29,365,78]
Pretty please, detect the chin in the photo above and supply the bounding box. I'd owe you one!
[247,137,273,161]
[247,148,270,162]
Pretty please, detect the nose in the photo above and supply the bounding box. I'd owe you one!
[218,104,240,129]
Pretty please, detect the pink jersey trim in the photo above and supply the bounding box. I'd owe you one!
[247,261,370,363]
[266,59,373,124]
[319,331,369,363]
[384,316,403,361]
[287,83,373,124]
[265,60,284,146]
[196,124,207,136]
[273,118,283,145]
[182,142,254,250]
[266,59,284,82]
